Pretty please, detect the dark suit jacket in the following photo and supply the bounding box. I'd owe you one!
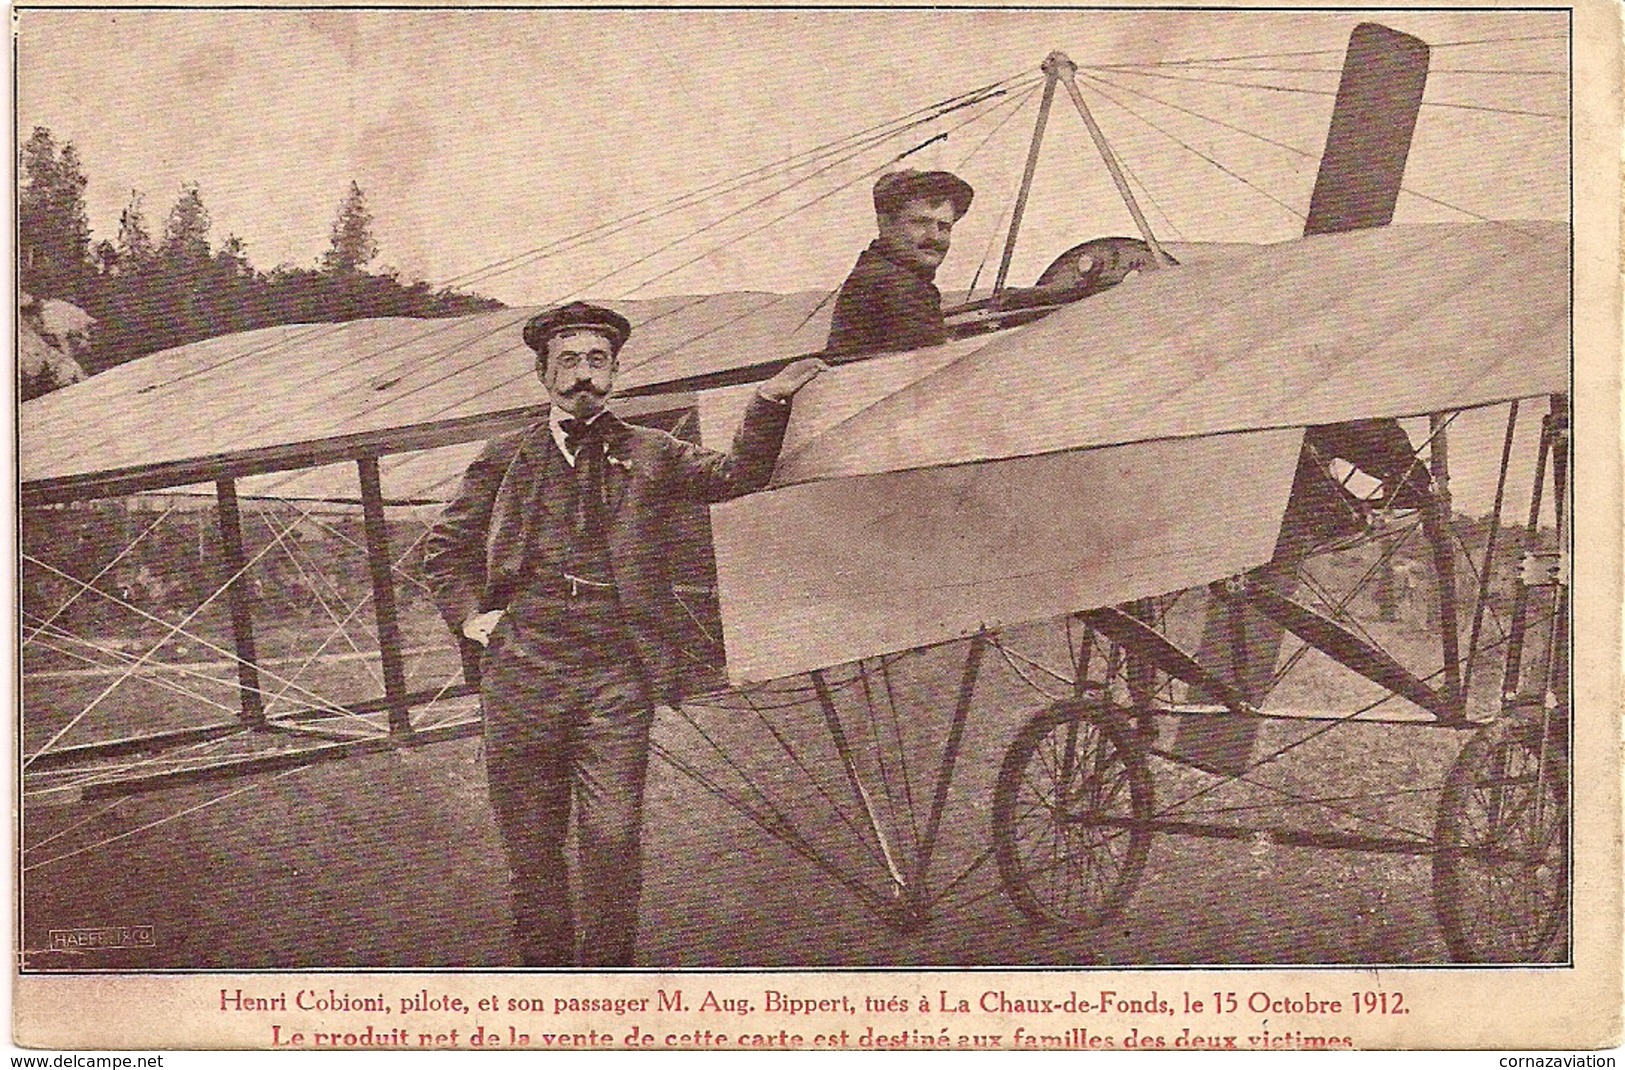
[826,240,947,354]
[422,394,791,702]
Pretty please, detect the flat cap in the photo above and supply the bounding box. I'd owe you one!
[522,301,632,355]
[873,170,974,220]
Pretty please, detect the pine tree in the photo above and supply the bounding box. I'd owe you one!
[19,126,91,298]
[320,181,378,274]
[159,182,212,265]
[114,190,155,272]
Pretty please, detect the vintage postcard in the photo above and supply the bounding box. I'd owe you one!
[11,1,1620,1052]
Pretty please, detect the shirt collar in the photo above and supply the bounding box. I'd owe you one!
[548,406,606,467]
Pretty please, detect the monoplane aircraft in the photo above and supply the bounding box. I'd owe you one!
[19,16,1569,966]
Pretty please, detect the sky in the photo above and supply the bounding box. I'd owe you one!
[17,8,1570,307]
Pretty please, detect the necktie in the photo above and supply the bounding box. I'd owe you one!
[559,415,614,538]
[559,411,624,458]
[559,415,599,458]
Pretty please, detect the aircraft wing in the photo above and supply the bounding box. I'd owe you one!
[19,218,1567,683]
[771,220,1568,485]
[705,219,1567,681]
[18,290,839,504]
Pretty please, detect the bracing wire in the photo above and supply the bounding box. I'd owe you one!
[966,163,1027,297]
[954,80,1045,174]
[876,657,924,856]
[22,763,316,873]
[618,294,794,379]
[22,501,409,765]
[22,615,242,717]
[40,38,1561,502]
[21,530,313,767]
[22,39,1560,858]
[1100,135,1189,244]
[266,520,389,696]
[613,82,1039,299]
[1079,77,1307,223]
[1081,68,1320,160]
[23,718,251,802]
[1089,63,1563,76]
[990,598,1476,847]
[1421,34,1569,49]
[1081,69,1557,233]
[854,664,907,857]
[1083,35,1565,70]
[952,80,1048,293]
[117,74,1038,402]
[1085,65,1566,119]
[665,695,893,885]
[475,77,1027,340]
[22,503,180,648]
[44,36,1568,466]
[444,71,1035,290]
[127,76,1042,473]
[1266,522,1422,691]
[1150,604,1556,833]
[622,81,1046,369]
[24,754,229,846]
[408,82,1033,408]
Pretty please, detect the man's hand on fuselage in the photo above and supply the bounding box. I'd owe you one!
[758,357,829,402]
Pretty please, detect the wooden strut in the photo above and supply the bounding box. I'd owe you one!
[1422,414,1463,716]
[1080,813,1435,858]
[992,64,1059,296]
[1049,52,1172,268]
[26,680,481,772]
[1500,403,1554,703]
[1544,394,1570,715]
[1535,395,1570,835]
[1221,582,1459,723]
[1081,605,1253,715]
[1516,396,1572,849]
[912,634,986,908]
[358,456,413,736]
[1462,400,1520,700]
[76,718,484,801]
[810,669,908,897]
[992,51,1171,301]
[214,478,266,727]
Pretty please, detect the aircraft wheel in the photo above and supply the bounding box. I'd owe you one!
[992,698,1153,931]
[1432,709,1569,962]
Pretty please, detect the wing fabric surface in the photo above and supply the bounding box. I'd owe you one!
[19,291,838,495]
[709,429,1303,683]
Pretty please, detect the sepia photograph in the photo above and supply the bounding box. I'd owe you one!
[12,2,1619,1051]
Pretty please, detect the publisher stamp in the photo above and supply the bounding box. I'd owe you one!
[47,925,156,951]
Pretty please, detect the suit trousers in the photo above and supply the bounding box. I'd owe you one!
[479,602,653,967]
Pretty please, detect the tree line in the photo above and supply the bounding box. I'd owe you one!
[19,126,503,397]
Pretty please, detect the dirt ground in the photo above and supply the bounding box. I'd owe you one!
[19,673,1469,970]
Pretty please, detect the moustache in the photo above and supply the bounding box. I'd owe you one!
[563,383,607,397]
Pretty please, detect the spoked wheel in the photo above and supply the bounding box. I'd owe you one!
[1432,709,1569,962]
[992,697,1153,930]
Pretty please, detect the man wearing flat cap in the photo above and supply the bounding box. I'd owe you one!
[826,169,974,354]
[424,300,824,966]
